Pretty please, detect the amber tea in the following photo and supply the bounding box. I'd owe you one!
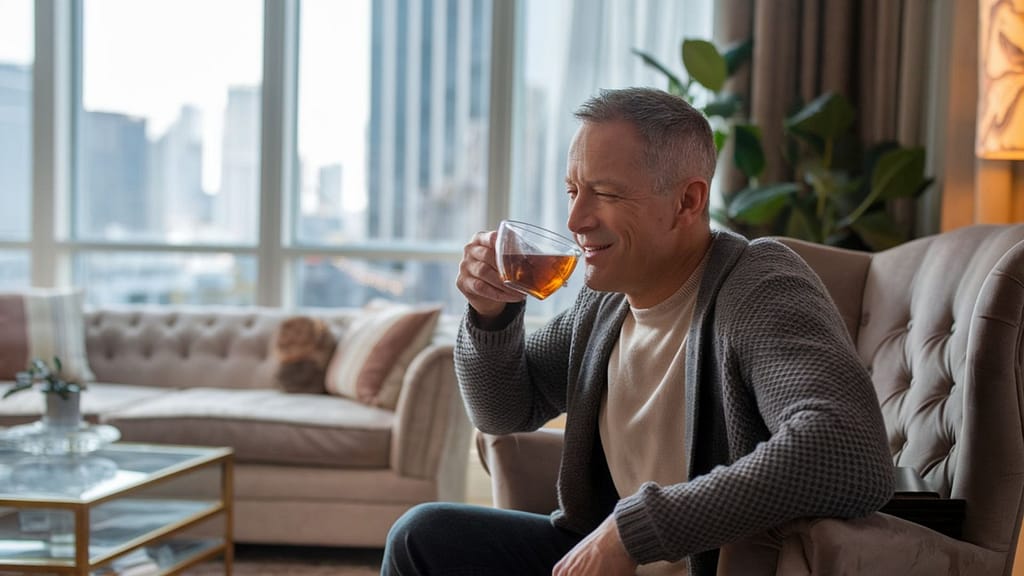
[500,253,579,300]
[495,220,581,300]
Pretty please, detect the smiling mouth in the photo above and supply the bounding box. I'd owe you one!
[582,244,612,257]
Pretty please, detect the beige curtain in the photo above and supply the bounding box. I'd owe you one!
[713,0,939,235]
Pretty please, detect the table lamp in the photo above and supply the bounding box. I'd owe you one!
[976,0,1024,224]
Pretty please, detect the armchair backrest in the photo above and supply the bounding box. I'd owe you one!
[780,224,1024,568]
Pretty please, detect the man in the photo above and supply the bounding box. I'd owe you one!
[383,87,893,575]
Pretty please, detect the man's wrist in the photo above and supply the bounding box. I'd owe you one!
[469,301,522,331]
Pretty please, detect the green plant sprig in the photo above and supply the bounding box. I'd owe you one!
[2,357,85,400]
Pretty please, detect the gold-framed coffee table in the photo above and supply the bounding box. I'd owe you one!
[0,442,233,575]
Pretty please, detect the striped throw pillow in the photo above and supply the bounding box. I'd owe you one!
[324,304,441,410]
[0,289,96,382]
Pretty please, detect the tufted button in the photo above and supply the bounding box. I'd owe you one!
[131,314,141,327]
[906,319,913,331]
[166,314,178,328]
[205,317,216,327]
[244,317,256,329]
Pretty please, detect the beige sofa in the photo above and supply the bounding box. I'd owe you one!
[0,305,472,548]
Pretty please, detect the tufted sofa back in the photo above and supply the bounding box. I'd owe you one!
[781,224,1024,561]
[84,306,364,390]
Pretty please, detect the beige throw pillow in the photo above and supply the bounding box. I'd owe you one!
[0,289,96,382]
[324,304,441,410]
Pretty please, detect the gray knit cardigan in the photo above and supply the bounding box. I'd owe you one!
[455,230,894,575]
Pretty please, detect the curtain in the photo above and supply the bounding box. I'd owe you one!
[713,0,941,236]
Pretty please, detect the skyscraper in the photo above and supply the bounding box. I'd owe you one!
[218,86,261,243]
[367,0,491,243]
[0,63,32,241]
[149,105,205,239]
[78,110,149,239]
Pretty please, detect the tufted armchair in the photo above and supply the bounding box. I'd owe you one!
[475,223,1024,574]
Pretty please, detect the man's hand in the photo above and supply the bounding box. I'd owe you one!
[553,514,638,576]
[456,230,525,325]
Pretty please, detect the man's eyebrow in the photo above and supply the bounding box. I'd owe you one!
[564,177,629,190]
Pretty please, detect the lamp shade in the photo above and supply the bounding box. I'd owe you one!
[977,0,1024,160]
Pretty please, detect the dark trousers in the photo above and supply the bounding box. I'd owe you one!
[381,502,584,575]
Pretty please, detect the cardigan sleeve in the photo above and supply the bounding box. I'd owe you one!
[455,298,578,435]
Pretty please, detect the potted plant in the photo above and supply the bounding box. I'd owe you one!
[637,39,932,251]
[3,357,86,431]
[726,92,933,251]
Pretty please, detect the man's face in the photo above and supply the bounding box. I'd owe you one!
[565,120,683,306]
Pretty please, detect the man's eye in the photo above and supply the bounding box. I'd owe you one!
[566,190,578,199]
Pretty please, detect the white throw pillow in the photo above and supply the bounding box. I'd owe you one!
[0,288,96,383]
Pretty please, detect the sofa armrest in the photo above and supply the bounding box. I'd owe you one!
[475,428,563,513]
[390,344,473,499]
[775,513,1004,575]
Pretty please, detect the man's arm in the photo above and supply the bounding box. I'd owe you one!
[455,294,581,435]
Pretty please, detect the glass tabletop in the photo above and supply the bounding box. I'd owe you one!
[0,443,231,503]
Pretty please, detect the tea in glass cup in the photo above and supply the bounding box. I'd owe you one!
[495,219,581,300]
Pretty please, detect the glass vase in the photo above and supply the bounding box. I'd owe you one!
[42,391,82,431]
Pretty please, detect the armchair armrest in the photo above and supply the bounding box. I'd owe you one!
[391,344,473,501]
[475,428,563,513]
[776,513,1003,575]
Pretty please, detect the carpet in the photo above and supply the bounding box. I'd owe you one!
[182,544,383,576]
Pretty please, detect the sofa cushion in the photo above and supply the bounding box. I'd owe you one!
[272,316,337,394]
[101,387,394,468]
[0,289,95,382]
[325,304,441,410]
[0,382,172,426]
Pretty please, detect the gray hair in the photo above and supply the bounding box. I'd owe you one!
[573,87,717,195]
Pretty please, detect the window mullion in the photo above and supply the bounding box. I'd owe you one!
[30,0,74,288]
[485,0,515,229]
[258,0,299,307]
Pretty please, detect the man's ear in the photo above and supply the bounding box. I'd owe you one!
[674,178,709,224]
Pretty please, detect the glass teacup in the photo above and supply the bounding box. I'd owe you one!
[495,219,581,300]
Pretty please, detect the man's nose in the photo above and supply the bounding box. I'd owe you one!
[567,192,595,235]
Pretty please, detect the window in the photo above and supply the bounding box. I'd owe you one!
[20,0,712,313]
[0,0,33,288]
[293,0,491,310]
[70,0,263,305]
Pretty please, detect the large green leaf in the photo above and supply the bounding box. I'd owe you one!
[723,39,753,76]
[733,124,765,180]
[785,92,855,142]
[870,147,927,200]
[713,129,727,153]
[632,48,685,96]
[703,94,741,119]
[682,39,727,92]
[850,210,908,251]
[727,183,800,224]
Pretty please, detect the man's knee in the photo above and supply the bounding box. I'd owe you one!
[385,502,472,574]
[387,502,452,548]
